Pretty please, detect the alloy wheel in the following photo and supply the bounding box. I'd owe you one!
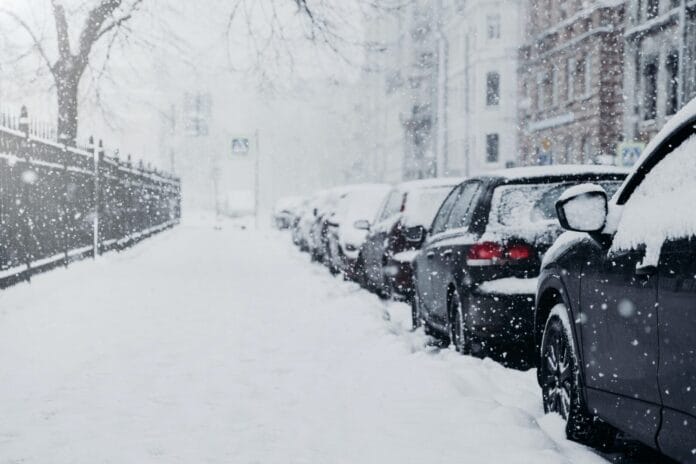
[449,291,468,353]
[541,318,573,420]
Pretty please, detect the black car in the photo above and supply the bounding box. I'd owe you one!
[411,166,627,359]
[535,102,696,461]
[360,178,460,300]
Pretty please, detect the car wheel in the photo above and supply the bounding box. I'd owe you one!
[541,304,616,450]
[448,289,470,354]
[328,247,341,275]
[411,292,423,330]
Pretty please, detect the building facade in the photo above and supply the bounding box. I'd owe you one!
[444,0,525,177]
[623,0,696,146]
[518,0,625,166]
[358,0,439,182]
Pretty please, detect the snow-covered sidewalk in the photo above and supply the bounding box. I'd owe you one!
[0,218,607,463]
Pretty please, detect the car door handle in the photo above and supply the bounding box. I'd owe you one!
[426,251,436,259]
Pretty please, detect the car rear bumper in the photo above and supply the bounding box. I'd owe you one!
[383,260,414,301]
[465,289,535,344]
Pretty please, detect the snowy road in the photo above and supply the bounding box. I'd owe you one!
[0,217,610,463]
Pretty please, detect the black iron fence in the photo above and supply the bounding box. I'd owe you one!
[0,106,181,287]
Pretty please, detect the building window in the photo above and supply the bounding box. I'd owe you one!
[563,136,573,164]
[536,72,545,110]
[581,136,592,164]
[643,56,659,121]
[666,50,680,116]
[584,53,592,96]
[486,134,499,163]
[646,0,659,19]
[566,58,575,101]
[486,72,500,106]
[576,56,586,97]
[487,14,501,39]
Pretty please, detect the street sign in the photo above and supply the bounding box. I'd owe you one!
[231,137,250,155]
[617,142,645,167]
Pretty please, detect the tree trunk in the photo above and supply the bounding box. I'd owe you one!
[55,69,79,146]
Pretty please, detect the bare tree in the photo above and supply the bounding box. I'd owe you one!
[0,1,146,145]
[0,0,403,145]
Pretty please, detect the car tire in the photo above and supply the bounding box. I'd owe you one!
[411,292,423,330]
[540,304,616,451]
[448,289,471,354]
[328,246,341,275]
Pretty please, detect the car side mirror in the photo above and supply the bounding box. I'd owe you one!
[404,225,426,243]
[556,184,608,233]
[354,219,371,231]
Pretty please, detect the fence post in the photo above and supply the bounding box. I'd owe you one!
[91,136,99,258]
[19,106,32,281]
[62,140,69,267]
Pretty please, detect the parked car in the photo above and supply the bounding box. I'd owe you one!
[326,184,391,278]
[293,195,320,252]
[535,99,696,461]
[360,178,460,300]
[273,196,303,229]
[411,166,627,359]
[308,188,350,263]
[291,198,312,248]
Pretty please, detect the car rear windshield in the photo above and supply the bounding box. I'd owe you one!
[488,180,623,230]
[339,189,389,223]
[403,186,455,227]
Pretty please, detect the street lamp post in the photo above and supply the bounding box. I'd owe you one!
[254,129,261,229]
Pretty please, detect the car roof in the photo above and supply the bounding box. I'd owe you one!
[480,165,630,182]
[397,177,463,192]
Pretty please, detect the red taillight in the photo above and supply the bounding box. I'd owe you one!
[467,242,503,262]
[466,242,533,265]
[506,243,533,260]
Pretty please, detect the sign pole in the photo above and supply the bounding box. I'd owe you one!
[254,129,260,230]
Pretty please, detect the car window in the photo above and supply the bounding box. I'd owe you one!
[444,181,481,231]
[612,131,696,266]
[378,190,403,221]
[489,180,623,228]
[402,186,456,227]
[431,186,460,235]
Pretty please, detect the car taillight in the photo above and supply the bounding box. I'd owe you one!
[506,243,533,260]
[467,242,503,265]
[466,242,533,266]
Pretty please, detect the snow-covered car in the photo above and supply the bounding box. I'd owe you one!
[411,166,627,359]
[360,178,461,300]
[291,198,313,248]
[308,188,350,263]
[325,184,391,278]
[534,98,696,461]
[272,196,303,229]
[293,196,321,252]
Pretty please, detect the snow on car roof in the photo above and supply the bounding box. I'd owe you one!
[398,177,463,192]
[485,164,629,181]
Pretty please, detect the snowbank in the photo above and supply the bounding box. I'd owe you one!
[0,222,608,463]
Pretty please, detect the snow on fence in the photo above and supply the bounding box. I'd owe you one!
[0,106,181,287]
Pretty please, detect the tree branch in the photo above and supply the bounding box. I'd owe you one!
[75,0,124,70]
[0,8,53,71]
[51,0,72,61]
